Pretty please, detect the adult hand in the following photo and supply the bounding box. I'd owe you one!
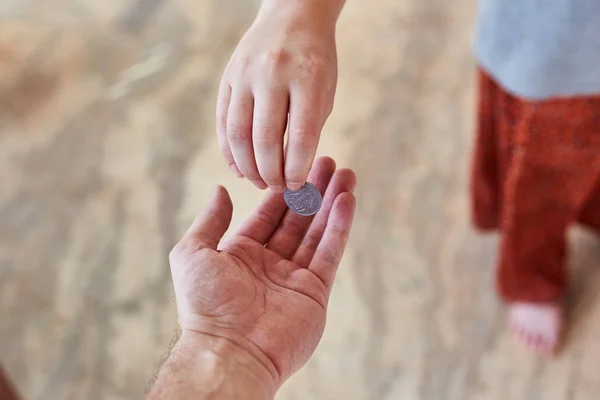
[217,0,344,191]
[168,157,356,389]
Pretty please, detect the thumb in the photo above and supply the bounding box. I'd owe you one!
[183,185,233,250]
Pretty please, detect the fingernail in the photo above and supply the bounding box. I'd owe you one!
[230,164,243,178]
[269,185,286,193]
[286,181,304,191]
[251,179,268,190]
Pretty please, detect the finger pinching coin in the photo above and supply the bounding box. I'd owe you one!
[283,183,322,216]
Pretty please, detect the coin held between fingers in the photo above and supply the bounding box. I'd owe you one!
[284,183,322,216]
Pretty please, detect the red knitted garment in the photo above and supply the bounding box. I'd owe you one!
[471,67,600,303]
[0,365,20,400]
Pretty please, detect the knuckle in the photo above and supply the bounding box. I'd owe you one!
[229,56,252,73]
[285,174,307,184]
[305,56,328,74]
[254,127,281,147]
[290,125,319,148]
[239,167,261,181]
[238,56,252,71]
[261,50,290,75]
[247,174,263,181]
[254,208,277,226]
[284,164,309,183]
[299,55,330,80]
[315,246,337,264]
[281,218,305,236]
[302,232,322,251]
[240,165,261,180]
[257,167,282,184]
[227,124,252,142]
[259,170,283,185]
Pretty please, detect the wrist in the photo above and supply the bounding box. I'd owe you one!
[177,330,278,399]
[257,0,345,29]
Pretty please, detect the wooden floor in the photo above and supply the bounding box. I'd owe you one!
[3,0,600,399]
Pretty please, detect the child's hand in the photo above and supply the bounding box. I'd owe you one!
[217,0,342,192]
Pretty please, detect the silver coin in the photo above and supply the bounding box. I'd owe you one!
[284,183,322,216]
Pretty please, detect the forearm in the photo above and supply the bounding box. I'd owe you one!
[146,331,277,400]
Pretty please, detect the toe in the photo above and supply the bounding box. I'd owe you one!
[507,302,564,356]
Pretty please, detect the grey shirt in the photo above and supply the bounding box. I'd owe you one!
[474,0,600,99]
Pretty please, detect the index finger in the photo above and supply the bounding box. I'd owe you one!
[284,87,325,190]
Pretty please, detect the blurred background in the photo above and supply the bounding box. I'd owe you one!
[3,0,600,399]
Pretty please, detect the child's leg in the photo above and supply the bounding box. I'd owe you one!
[499,160,579,304]
[498,104,600,355]
[471,68,522,231]
[471,69,501,230]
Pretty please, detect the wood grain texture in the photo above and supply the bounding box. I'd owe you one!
[2,0,600,399]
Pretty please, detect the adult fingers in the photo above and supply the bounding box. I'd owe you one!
[265,157,336,258]
[232,191,287,245]
[173,186,234,255]
[306,193,356,290]
[291,168,356,268]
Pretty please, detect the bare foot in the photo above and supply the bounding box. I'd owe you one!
[508,302,563,356]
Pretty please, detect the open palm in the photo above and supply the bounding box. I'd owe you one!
[169,157,356,385]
